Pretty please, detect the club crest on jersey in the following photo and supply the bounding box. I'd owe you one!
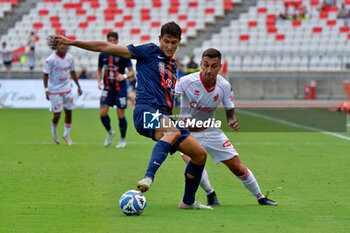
[114,57,119,63]
[214,94,219,102]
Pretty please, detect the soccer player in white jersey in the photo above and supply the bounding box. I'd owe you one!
[43,38,82,146]
[175,48,278,206]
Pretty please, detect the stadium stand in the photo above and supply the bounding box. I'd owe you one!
[0,0,236,72]
[0,0,18,19]
[193,0,350,72]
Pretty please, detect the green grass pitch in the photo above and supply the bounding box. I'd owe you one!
[0,109,349,233]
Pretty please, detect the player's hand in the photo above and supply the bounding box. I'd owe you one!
[77,88,83,96]
[228,119,240,133]
[53,34,72,45]
[45,91,51,100]
[116,74,126,81]
[98,82,103,90]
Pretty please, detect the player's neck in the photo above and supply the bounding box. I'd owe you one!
[56,51,66,58]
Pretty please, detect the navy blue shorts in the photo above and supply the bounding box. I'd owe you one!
[100,90,127,109]
[133,103,191,155]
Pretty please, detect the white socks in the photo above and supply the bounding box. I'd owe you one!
[51,122,58,134]
[200,168,215,195]
[63,123,71,137]
[237,167,264,200]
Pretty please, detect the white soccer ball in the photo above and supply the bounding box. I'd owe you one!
[119,190,147,216]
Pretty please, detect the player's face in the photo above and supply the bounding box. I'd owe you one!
[56,43,67,54]
[200,56,222,81]
[107,36,118,44]
[159,34,181,58]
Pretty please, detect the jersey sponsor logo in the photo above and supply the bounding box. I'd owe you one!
[223,140,232,147]
[230,96,234,101]
[214,94,219,102]
[54,66,70,72]
[189,101,213,113]
[194,90,200,96]
[58,77,68,82]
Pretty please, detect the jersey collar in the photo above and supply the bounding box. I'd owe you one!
[200,71,216,93]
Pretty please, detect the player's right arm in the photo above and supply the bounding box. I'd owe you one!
[43,73,50,100]
[97,54,103,90]
[53,35,132,58]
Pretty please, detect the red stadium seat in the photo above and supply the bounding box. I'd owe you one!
[131,28,140,35]
[153,0,161,8]
[310,0,319,6]
[33,22,43,30]
[348,34,350,40]
[224,0,233,10]
[292,20,301,27]
[38,9,49,16]
[239,34,249,41]
[87,15,96,22]
[178,14,187,21]
[188,1,198,8]
[141,35,150,42]
[206,8,215,14]
[327,20,335,27]
[151,21,161,28]
[124,15,132,21]
[248,21,257,28]
[187,21,196,27]
[67,35,76,40]
[340,26,349,33]
[313,27,322,33]
[115,22,124,28]
[141,8,150,21]
[319,11,328,19]
[76,9,86,15]
[267,27,277,34]
[56,29,65,35]
[102,29,112,35]
[79,22,88,29]
[258,7,267,14]
[346,0,350,6]
[50,16,60,22]
[276,34,285,41]
[126,0,135,8]
[169,8,178,14]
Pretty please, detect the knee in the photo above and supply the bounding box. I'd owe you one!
[196,147,207,163]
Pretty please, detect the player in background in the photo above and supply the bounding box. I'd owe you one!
[43,37,82,146]
[175,48,278,206]
[97,32,135,148]
[53,22,212,210]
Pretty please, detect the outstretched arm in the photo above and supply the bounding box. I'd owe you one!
[225,108,240,133]
[53,35,132,58]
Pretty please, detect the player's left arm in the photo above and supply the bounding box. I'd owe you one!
[225,108,240,133]
[70,71,82,96]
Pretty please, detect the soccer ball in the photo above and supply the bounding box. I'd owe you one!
[119,190,147,216]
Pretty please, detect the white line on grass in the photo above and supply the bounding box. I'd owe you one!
[239,109,350,141]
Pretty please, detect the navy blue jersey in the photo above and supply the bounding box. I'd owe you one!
[127,43,177,109]
[98,53,132,93]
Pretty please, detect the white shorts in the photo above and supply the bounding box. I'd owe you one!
[50,91,74,113]
[190,127,239,164]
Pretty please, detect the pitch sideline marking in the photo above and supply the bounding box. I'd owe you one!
[239,109,350,141]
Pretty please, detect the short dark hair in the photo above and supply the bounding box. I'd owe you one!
[47,34,67,50]
[107,31,118,40]
[160,21,182,39]
[202,48,221,61]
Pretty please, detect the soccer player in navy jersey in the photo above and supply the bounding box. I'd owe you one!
[53,22,212,209]
[97,32,135,148]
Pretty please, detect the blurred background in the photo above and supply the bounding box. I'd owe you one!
[1,0,350,102]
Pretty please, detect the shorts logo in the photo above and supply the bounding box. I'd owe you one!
[143,110,162,129]
[223,140,232,148]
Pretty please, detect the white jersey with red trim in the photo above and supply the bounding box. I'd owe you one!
[175,71,235,122]
[43,52,75,94]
